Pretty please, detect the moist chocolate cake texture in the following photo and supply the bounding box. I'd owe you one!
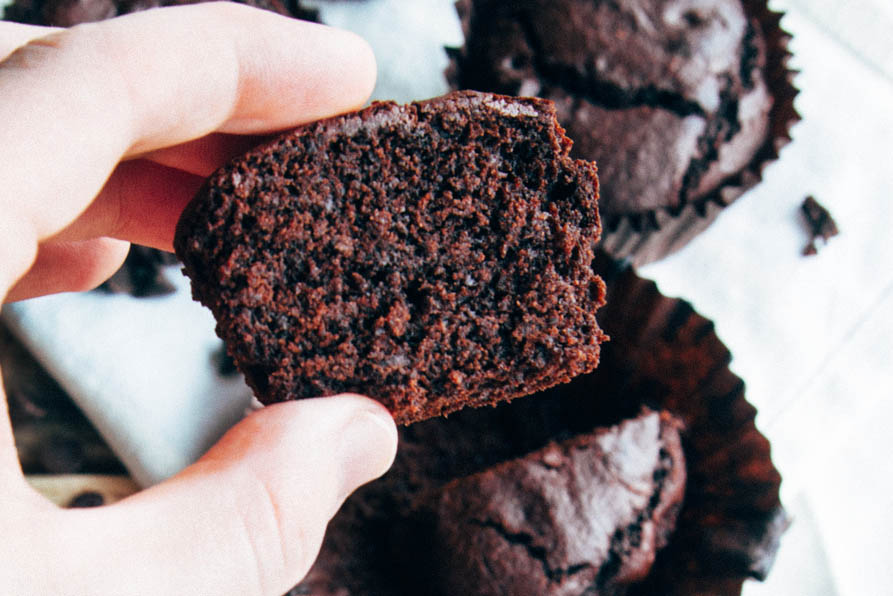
[175,90,607,424]
[449,0,785,263]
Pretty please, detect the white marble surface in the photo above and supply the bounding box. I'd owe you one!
[3,0,892,593]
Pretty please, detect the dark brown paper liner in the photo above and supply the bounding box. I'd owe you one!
[601,0,800,266]
[592,254,787,595]
[289,255,786,595]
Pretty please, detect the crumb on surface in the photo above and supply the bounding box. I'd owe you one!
[800,195,839,256]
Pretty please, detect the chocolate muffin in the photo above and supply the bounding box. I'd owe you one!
[449,0,797,265]
[2,0,318,26]
[175,90,607,424]
[418,410,686,596]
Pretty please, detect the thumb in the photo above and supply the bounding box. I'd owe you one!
[41,394,397,595]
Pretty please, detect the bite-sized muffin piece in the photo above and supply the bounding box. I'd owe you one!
[418,409,686,596]
[449,0,797,265]
[175,90,606,424]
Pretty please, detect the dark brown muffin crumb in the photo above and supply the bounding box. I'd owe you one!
[287,254,785,596]
[175,90,606,424]
[800,195,839,256]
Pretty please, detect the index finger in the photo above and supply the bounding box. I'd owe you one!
[0,3,376,248]
[0,22,57,59]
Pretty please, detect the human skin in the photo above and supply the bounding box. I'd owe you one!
[0,5,398,594]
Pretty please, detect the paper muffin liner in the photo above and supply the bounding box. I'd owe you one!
[288,254,786,595]
[600,0,800,266]
[591,253,787,595]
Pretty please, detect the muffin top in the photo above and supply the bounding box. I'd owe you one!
[450,0,773,216]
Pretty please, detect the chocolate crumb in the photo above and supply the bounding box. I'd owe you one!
[800,195,839,256]
[67,491,105,508]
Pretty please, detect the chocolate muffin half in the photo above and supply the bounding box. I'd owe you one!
[292,406,686,596]
[175,90,607,424]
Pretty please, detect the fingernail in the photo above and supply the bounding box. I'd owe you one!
[336,404,398,503]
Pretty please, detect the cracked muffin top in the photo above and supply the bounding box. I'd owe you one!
[448,0,773,217]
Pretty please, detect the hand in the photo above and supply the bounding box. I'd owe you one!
[0,5,398,594]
